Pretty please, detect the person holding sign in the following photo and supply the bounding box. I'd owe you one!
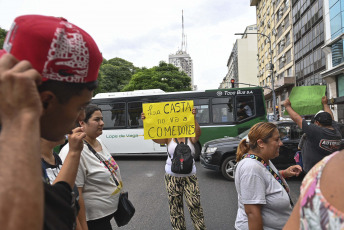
[141,108,206,230]
[284,96,342,173]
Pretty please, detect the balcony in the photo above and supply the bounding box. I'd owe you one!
[275,75,295,90]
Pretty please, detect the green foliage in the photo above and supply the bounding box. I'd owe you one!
[97,57,139,93]
[0,27,8,49]
[122,61,191,92]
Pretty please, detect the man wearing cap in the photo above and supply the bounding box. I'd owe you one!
[0,15,103,230]
[284,96,342,173]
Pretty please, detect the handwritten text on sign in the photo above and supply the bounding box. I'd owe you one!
[142,100,195,139]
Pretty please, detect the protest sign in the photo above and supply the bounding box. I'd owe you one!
[284,85,326,116]
[142,100,195,139]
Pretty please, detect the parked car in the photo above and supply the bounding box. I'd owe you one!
[200,121,344,181]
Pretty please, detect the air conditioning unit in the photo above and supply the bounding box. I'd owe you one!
[267,22,271,28]
[280,41,285,47]
[282,53,286,58]
[272,0,276,4]
[281,21,285,27]
[258,14,261,18]
[273,29,277,36]
[281,57,286,62]
[279,10,283,17]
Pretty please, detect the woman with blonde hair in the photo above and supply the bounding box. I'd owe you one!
[234,122,302,230]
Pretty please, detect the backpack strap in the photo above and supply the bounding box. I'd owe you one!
[175,138,188,144]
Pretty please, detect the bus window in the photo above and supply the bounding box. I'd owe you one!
[195,105,209,123]
[128,102,143,127]
[236,96,255,121]
[212,97,234,123]
[103,103,126,129]
[194,99,210,124]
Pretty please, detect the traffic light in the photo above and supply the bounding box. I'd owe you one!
[231,79,235,88]
[275,105,280,121]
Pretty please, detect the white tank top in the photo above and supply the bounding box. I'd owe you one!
[165,138,196,177]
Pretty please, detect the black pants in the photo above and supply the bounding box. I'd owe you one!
[87,213,115,230]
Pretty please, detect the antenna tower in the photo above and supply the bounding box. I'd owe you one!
[181,10,187,52]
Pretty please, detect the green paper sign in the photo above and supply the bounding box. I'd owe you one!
[284,85,326,116]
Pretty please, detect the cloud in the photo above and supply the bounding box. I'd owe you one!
[0,0,257,90]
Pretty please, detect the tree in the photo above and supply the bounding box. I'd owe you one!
[98,57,139,92]
[123,61,191,92]
[0,27,8,49]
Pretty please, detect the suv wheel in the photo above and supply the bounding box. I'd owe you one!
[221,155,236,181]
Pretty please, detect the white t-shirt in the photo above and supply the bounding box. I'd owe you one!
[244,105,252,116]
[59,139,122,221]
[234,158,292,230]
[165,138,196,177]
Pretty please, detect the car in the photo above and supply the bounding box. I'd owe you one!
[200,121,344,181]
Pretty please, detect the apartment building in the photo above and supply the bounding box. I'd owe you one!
[251,0,295,117]
[220,25,259,89]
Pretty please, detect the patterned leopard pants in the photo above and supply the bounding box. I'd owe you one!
[164,174,206,230]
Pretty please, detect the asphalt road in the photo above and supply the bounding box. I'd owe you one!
[111,155,302,230]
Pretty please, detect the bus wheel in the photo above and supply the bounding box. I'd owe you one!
[221,156,236,181]
[193,141,202,161]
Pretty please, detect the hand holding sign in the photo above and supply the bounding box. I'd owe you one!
[142,100,195,139]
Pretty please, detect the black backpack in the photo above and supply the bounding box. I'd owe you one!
[168,138,194,174]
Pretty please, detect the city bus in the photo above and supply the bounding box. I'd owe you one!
[91,87,267,158]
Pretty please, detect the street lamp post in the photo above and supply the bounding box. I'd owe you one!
[234,32,277,121]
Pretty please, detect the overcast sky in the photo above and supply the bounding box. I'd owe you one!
[0,0,256,90]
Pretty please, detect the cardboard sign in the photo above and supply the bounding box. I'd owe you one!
[142,100,195,139]
[284,85,326,115]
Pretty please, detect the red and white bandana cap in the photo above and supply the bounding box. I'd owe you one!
[0,15,102,83]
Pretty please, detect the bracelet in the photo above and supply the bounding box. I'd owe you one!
[281,170,285,178]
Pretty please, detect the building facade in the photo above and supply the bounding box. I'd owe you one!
[292,0,326,88]
[169,50,194,89]
[320,0,344,122]
[251,0,296,117]
[220,25,259,89]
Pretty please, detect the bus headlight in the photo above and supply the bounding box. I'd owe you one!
[205,147,217,154]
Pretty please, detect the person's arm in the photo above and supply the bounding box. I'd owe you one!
[284,98,303,128]
[322,96,334,120]
[76,187,88,230]
[283,198,301,229]
[244,204,263,230]
[190,108,201,144]
[279,165,302,178]
[75,218,83,230]
[0,54,44,230]
[54,127,85,188]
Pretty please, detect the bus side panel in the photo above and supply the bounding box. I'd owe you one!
[99,129,167,155]
[198,116,266,145]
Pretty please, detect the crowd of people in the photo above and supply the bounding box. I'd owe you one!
[1,13,344,230]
